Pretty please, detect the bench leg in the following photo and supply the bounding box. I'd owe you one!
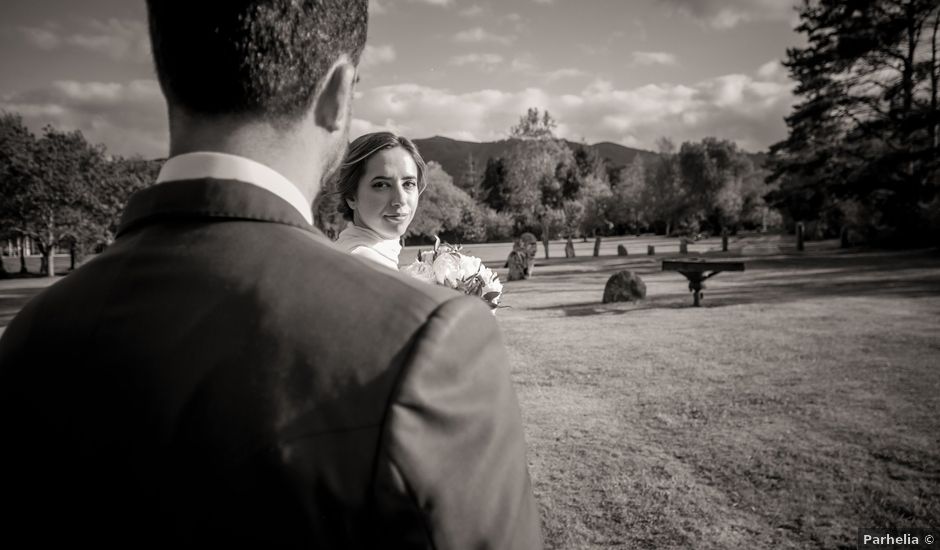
[679,271,706,307]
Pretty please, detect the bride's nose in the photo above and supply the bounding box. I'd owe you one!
[390,183,407,206]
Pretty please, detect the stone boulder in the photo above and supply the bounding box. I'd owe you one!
[617,244,628,256]
[602,270,647,303]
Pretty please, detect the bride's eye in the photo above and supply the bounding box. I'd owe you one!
[403,180,418,189]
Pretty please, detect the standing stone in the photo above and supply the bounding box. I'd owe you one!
[797,222,805,251]
[507,250,529,281]
[679,239,688,254]
[513,232,538,277]
[565,237,575,258]
[647,245,655,255]
[593,237,602,257]
[722,232,729,252]
[602,271,647,303]
[617,244,628,256]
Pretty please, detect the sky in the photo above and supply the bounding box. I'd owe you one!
[0,0,804,159]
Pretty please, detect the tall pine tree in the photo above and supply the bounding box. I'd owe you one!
[768,0,940,240]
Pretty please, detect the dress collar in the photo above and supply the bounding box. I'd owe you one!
[334,224,402,263]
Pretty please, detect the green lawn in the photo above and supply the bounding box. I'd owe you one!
[491,239,940,549]
[3,236,938,548]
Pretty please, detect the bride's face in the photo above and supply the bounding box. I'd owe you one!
[348,146,420,240]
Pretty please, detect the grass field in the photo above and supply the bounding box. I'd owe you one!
[3,235,939,548]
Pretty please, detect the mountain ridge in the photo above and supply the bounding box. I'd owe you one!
[411,135,768,182]
[412,135,655,181]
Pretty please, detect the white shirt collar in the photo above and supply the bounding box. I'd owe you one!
[156,152,313,225]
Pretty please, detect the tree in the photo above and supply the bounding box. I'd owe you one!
[479,156,508,212]
[561,199,585,238]
[557,142,610,201]
[678,137,751,234]
[768,0,940,241]
[406,162,483,243]
[509,107,558,141]
[502,138,571,226]
[457,153,481,200]
[608,156,647,234]
[0,113,37,276]
[502,137,574,256]
[642,138,685,236]
[94,157,160,239]
[576,174,613,237]
[16,126,108,277]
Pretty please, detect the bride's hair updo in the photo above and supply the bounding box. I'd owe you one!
[333,132,428,220]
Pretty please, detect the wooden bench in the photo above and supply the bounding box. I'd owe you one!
[662,258,746,307]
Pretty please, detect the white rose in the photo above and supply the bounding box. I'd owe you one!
[401,260,436,284]
[456,254,482,281]
[432,253,461,288]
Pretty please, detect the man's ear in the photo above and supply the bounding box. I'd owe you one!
[314,60,356,132]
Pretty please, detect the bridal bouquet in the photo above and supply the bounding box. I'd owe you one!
[401,239,503,311]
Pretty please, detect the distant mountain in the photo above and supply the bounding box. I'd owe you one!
[412,136,768,180]
[412,136,656,181]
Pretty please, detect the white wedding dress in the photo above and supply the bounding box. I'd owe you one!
[333,224,401,270]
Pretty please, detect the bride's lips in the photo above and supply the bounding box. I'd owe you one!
[384,213,410,222]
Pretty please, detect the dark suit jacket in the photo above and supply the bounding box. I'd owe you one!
[0,178,543,549]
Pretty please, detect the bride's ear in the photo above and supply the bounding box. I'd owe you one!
[314,59,356,132]
[345,196,357,210]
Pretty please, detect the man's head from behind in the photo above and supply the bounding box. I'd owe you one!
[146,0,368,191]
[147,0,368,123]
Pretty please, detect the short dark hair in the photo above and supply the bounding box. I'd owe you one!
[146,0,368,121]
[334,132,428,221]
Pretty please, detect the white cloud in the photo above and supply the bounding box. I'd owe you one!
[578,43,609,56]
[500,12,527,32]
[510,54,538,73]
[360,44,396,68]
[69,19,151,63]
[632,51,678,66]
[0,65,797,159]
[454,27,515,45]
[1,79,168,158]
[710,8,748,29]
[533,0,554,4]
[351,117,404,137]
[757,59,787,80]
[459,5,485,16]
[369,0,388,14]
[19,26,61,50]
[19,18,151,63]
[661,0,798,29]
[449,53,504,71]
[351,67,796,151]
[545,68,587,81]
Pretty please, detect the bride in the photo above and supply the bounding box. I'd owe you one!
[332,132,427,270]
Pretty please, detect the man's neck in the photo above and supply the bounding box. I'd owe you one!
[168,112,323,204]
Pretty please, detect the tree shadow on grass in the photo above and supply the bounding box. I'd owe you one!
[519,248,940,316]
[526,294,690,317]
